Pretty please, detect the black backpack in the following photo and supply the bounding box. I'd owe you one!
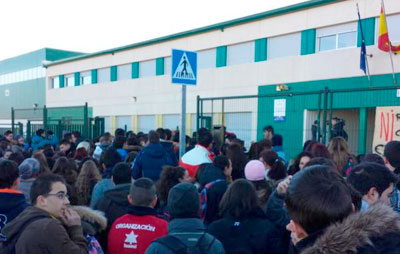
[154,233,215,254]
[0,215,47,254]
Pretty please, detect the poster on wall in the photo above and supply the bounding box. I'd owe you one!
[274,99,286,122]
[372,106,400,156]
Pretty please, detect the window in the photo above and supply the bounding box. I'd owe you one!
[65,75,74,87]
[163,114,180,130]
[268,32,301,59]
[198,48,216,69]
[117,116,132,131]
[104,117,111,132]
[164,57,172,75]
[227,42,254,66]
[52,77,60,89]
[139,60,156,78]
[138,115,155,133]
[117,64,131,81]
[98,67,110,83]
[375,14,400,44]
[80,71,91,85]
[317,22,357,52]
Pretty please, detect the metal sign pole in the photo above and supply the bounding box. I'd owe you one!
[179,85,186,158]
[179,85,187,159]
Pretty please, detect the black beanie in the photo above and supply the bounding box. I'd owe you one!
[167,183,199,218]
[384,141,400,168]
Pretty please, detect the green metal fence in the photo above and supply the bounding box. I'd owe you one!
[11,103,104,142]
[197,85,400,160]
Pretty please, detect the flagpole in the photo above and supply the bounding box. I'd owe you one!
[357,3,372,87]
[382,0,397,85]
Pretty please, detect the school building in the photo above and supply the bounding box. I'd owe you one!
[44,0,400,159]
[0,48,84,132]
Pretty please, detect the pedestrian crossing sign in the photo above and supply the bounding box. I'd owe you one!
[171,49,197,85]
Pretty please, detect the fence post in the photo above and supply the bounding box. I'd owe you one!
[18,122,23,136]
[100,118,105,136]
[322,87,329,145]
[221,99,225,144]
[358,108,368,155]
[84,102,89,138]
[27,120,31,143]
[196,96,200,136]
[11,107,15,134]
[317,92,322,142]
[57,120,62,139]
[43,105,48,132]
[328,92,333,141]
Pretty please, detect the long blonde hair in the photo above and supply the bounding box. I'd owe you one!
[328,137,351,173]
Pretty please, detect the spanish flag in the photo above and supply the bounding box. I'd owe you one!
[378,4,400,52]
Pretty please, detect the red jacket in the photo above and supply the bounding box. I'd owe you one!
[108,206,168,254]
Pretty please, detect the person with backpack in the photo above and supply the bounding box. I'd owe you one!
[146,183,225,254]
[198,156,232,225]
[95,162,132,250]
[0,160,29,243]
[208,179,284,254]
[0,173,88,254]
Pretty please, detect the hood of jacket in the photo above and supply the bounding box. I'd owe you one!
[168,218,205,234]
[302,203,400,254]
[143,143,167,158]
[72,206,107,235]
[199,165,225,186]
[160,141,173,150]
[126,205,158,216]
[104,183,131,206]
[2,206,50,240]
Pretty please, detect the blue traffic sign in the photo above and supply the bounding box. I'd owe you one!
[171,49,197,85]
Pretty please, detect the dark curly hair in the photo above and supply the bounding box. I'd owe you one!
[156,166,186,205]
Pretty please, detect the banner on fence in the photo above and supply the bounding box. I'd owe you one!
[373,106,400,155]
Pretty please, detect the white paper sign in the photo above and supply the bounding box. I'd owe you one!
[274,99,286,122]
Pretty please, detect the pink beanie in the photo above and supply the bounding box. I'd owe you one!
[244,160,266,181]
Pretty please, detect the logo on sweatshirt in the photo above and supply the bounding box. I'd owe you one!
[124,231,138,249]
[0,214,7,242]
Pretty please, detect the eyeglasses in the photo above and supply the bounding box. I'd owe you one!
[45,192,69,200]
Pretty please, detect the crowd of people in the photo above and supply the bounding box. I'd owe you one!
[1,125,400,254]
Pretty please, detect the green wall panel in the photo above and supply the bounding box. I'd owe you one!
[132,62,139,79]
[257,73,400,159]
[45,48,83,62]
[357,17,375,47]
[91,69,98,84]
[0,79,46,119]
[301,29,316,55]
[59,75,65,88]
[156,57,165,76]
[110,66,117,82]
[254,38,267,62]
[47,106,93,124]
[74,72,80,86]
[0,49,46,75]
[216,46,227,67]
[0,48,84,75]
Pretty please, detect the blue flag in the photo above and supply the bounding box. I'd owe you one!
[360,40,367,74]
[358,8,367,74]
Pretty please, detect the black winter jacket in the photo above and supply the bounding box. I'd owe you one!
[208,208,286,254]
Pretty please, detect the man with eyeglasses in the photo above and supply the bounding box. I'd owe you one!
[1,173,88,253]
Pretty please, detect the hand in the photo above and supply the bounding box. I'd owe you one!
[277,175,293,196]
[61,208,81,227]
